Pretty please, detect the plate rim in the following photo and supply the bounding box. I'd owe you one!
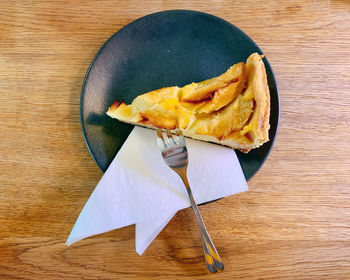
[79,9,280,181]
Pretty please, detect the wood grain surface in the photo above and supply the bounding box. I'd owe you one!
[1,0,350,279]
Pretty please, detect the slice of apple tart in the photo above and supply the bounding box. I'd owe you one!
[107,53,270,152]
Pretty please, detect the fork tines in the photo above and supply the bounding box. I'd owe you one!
[156,129,184,148]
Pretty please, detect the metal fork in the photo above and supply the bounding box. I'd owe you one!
[156,129,224,273]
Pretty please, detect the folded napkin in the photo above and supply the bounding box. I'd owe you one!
[67,126,248,254]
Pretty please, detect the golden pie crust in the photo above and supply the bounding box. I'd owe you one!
[107,53,270,152]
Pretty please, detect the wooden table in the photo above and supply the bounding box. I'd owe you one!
[1,1,349,279]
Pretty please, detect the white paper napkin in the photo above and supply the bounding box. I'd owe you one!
[66,126,248,254]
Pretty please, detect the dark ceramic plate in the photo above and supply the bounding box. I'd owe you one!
[80,10,279,181]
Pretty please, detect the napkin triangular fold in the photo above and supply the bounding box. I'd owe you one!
[67,127,248,254]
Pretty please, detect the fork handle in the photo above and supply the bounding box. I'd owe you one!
[178,169,224,273]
